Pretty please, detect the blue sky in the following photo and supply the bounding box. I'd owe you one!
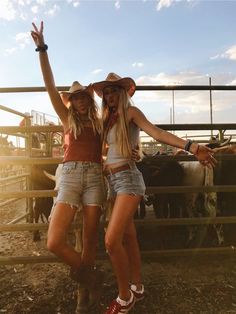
[0,0,236,137]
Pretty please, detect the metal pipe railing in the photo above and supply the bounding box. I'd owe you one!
[0,85,236,93]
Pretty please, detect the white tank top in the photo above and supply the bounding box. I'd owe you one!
[105,122,140,165]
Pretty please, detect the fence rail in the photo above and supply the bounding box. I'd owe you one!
[1,247,236,266]
[1,85,236,94]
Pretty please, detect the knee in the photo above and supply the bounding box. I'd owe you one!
[47,236,61,254]
[105,233,120,255]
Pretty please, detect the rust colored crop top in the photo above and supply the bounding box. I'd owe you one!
[63,127,102,164]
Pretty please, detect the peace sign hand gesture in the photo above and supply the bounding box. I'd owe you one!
[31,21,45,47]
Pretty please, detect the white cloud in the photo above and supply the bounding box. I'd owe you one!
[136,72,186,86]
[4,47,18,56]
[156,0,195,11]
[67,0,80,7]
[15,32,31,48]
[132,62,144,68]
[115,1,120,10]
[0,0,16,21]
[156,0,174,11]
[135,71,236,93]
[31,5,39,14]
[132,71,236,126]
[0,0,62,21]
[18,0,26,6]
[228,79,236,85]
[44,3,60,16]
[92,69,103,75]
[19,12,28,20]
[211,44,236,61]
[224,45,236,61]
[210,54,221,60]
[4,32,31,55]
[73,1,80,8]
[36,0,49,5]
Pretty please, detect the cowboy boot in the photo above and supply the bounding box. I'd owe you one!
[70,265,104,290]
[86,268,105,313]
[75,285,89,314]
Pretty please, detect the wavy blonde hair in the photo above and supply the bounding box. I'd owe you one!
[67,94,101,138]
[102,88,132,158]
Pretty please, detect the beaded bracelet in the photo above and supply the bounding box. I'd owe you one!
[184,139,193,152]
[35,44,48,52]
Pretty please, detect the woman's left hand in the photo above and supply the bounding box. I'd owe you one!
[194,144,217,168]
[31,21,45,47]
[131,148,142,162]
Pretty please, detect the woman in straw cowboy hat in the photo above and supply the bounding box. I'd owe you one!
[31,21,105,313]
[93,72,217,314]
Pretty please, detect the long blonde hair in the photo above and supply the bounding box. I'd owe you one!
[102,88,132,158]
[68,95,101,138]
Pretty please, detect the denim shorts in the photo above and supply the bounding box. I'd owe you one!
[55,161,106,209]
[106,164,146,198]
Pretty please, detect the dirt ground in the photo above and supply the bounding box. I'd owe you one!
[1,200,236,314]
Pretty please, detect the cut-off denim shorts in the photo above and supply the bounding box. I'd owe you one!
[55,161,106,209]
[106,163,146,199]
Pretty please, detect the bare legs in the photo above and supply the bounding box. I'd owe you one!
[105,194,142,301]
[82,205,102,266]
[47,202,101,269]
[123,220,142,288]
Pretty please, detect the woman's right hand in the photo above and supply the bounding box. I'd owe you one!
[31,21,45,47]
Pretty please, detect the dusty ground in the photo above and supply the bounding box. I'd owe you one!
[1,200,236,314]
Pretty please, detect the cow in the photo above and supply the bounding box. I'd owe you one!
[0,135,12,156]
[31,163,58,241]
[136,153,225,248]
[136,155,185,219]
[180,161,224,247]
[0,135,17,177]
[212,144,236,244]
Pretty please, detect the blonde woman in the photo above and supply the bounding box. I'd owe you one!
[93,73,217,314]
[31,22,105,313]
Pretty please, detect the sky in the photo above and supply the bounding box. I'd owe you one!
[0,0,236,140]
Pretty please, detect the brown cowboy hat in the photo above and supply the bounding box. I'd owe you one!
[92,72,136,98]
[60,81,94,107]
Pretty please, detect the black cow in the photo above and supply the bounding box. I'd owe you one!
[136,156,185,219]
[31,164,58,241]
[213,145,236,244]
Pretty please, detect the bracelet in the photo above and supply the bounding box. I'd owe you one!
[35,44,48,52]
[184,139,194,152]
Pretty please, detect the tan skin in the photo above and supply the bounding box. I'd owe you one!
[103,85,217,302]
[31,21,102,269]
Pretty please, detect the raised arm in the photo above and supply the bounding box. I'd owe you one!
[31,21,68,126]
[128,106,216,167]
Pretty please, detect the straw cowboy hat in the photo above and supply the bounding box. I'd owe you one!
[92,73,136,98]
[60,81,94,106]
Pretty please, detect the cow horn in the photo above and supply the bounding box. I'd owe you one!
[43,170,56,182]
[219,136,232,147]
